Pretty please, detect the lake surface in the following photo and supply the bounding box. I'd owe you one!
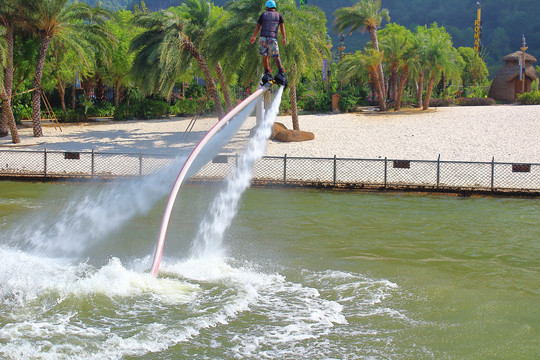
[0,180,538,359]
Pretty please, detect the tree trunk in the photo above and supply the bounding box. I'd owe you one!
[114,81,121,106]
[0,25,15,138]
[290,84,299,130]
[394,66,408,111]
[0,90,20,144]
[215,62,233,112]
[369,27,386,111]
[31,35,52,137]
[0,108,8,137]
[416,70,424,108]
[183,40,224,119]
[57,77,66,114]
[95,74,105,103]
[72,80,76,110]
[423,74,436,110]
[371,70,386,111]
[390,64,398,102]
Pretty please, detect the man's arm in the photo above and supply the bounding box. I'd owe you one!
[279,23,286,45]
[250,24,261,44]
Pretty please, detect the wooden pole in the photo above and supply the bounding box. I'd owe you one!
[521,35,528,94]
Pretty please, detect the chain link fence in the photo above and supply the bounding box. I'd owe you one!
[1,149,538,195]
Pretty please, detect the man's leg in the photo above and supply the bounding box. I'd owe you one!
[263,56,270,71]
[273,56,284,72]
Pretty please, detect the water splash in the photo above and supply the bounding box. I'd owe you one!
[4,156,188,257]
[190,87,284,258]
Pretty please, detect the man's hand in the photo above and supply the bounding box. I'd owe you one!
[250,36,256,44]
[282,38,286,45]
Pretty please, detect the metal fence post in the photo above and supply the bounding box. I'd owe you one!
[491,156,495,191]
[333,155,337,186]
[283,154,287,185]
[139,151,143,177]
[91,149,95,178]
[384,157,387,188]
[44,148,47,177]
[436,154,441,188]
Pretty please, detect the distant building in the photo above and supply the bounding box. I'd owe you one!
[488,51,540,103]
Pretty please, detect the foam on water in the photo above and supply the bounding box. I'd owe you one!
[0,241,405,359]
[0,87,413,359]
[190,86,284,259]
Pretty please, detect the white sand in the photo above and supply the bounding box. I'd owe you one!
[1,105,539,163]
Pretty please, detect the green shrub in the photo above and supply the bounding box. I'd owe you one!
[12,103,32,123]
[456,97,495,106]
[171,97,206,116]
[300,91,331,112]
[517,90,540,105]
[139,99,169,119]
[114,98,170,120]
[279,93,291,114]
[184,84,206,99]
[57,109,87,123]
[88,102,115,117]
[429,98,456,107]
[113,103,133,120]
[339,90,366,112]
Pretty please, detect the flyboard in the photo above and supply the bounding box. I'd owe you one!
[150,81,277,277]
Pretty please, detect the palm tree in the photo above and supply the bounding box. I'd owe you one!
[103,10,141,106]
[182,0,233,112]
[0,1,21,143]
[378,23,411,110]
[212,0,330,130]
[45,8,113,114]
[417,24,462,110]
[334,0,389,111]
[131,7,224,118]
[279,0,329,130]
[338,48,384,106]
[207,0,263,89]
[20,0,107,137]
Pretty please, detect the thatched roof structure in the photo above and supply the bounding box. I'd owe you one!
[488,51,540,103]
[502,51,537,62]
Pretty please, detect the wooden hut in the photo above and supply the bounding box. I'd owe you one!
[488,51,540,102]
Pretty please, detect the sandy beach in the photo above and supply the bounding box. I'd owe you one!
[1,105,539,163]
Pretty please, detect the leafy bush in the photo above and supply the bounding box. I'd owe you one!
[456,97,495,106]
[429,98,455,107]
[279,92,291,114]
[463,84,490,98]
[88,102,115,117]
[114,98,170,120]
[57,109,88,123]
[12,103,32,123]
[517,90,540,105]
[113,103,133,120]
[300,91,331,112]
[170,97,210,116]
[339,89,367,112]
[184,84,206,99]
[139,99,170,119]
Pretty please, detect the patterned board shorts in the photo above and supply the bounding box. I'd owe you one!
[258,36,280,57]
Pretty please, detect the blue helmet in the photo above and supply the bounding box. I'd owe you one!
[265,0,276,9]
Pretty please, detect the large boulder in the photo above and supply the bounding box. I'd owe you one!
[271,122,315,142]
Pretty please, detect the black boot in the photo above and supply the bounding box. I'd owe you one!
[274,68,288,88]
[260,69,273,86]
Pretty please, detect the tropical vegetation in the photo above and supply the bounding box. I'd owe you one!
[0,0,526,145]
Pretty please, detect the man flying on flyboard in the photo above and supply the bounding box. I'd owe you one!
[250,0,288,88]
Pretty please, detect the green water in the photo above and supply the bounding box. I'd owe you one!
[0,181,539,359]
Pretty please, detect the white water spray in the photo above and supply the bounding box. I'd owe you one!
[5,156,188,257]
[190,87,284,258]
